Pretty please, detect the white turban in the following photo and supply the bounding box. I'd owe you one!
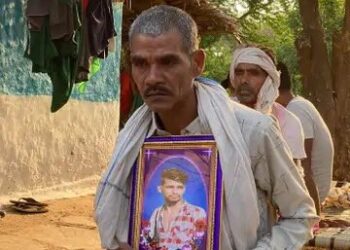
[229,47,280,114]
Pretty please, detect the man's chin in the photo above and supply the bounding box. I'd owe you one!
[146,102,173,114]
[166,199,181,204]
[237,96,256,106]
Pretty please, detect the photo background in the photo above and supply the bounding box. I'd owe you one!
[141,148,213,220]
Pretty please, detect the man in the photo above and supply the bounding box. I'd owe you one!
[229,45,307,166]
[95,6,318,250]
[276,62,334,215]
[143,168,206,250]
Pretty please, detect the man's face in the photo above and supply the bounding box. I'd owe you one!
[130,32,204,114]
[158,178,185,204]
[233,63,268,106]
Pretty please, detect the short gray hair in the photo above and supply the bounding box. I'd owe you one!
[129,5,199,54]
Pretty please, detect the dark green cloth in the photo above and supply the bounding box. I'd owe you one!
[25,17,58,73]
[25,0,114,112]
[25,0,82,112]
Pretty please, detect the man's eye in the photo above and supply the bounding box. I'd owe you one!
[161,58,177,66]
[250,69,266,77]
[250,70,261,76]
[133,60,147,68]
[235,70,244,76]
[163,60,172,65]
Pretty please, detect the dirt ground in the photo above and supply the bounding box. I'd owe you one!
[0,195,100,250]
[0,195,327,250]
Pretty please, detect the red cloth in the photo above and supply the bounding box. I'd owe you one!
[120,71,133,119]
[82,0,89,10]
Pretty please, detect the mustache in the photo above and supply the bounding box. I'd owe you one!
[236,83,254,93]
[144,85,171,97]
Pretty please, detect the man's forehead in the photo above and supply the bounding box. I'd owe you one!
[235,63,263,70]
[162,178,184,185]
[130,32,182,48]
[130,51,181,60]
[130,32,189,55]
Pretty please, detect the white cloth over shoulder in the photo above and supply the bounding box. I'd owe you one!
[287,96,334,201]
[271,102,306,160]
[95,81,260,250]
[230,47,280,114]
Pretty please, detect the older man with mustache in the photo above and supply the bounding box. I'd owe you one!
[95,6,318,250]
[229,45,321,216]
[229,46,308,164]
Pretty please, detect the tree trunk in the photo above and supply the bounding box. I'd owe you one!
[296,0,336,133]
[331,0,350,180]
[296,0,350,181]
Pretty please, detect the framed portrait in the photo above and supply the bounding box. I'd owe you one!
[129,135,223,250]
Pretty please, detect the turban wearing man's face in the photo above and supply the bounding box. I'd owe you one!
[229,47,280,114]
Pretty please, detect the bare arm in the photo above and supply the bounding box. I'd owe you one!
[301,138,321,215]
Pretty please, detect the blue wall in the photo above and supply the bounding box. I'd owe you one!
[0,1,122,102]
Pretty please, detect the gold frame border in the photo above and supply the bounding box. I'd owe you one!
[130,140,221,250]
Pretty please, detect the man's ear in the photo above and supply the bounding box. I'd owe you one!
[192,49,206,77]
[157,186,162,193]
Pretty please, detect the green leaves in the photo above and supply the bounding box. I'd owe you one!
[201,35,237,82]
[203,0,344,91]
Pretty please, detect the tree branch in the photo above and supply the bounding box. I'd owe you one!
[238,0,273,21]
[343,0,350,32]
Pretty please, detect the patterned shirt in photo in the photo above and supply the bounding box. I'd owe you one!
[142,202,207,250]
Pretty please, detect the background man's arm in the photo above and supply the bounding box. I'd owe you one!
[301,138,321,215]
[253,119,318,249]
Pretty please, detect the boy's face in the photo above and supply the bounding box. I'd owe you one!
[158,178,186,204]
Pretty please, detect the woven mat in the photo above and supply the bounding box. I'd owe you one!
[309,227,350,249]
[308,208,350,249]
[323,207,350,221]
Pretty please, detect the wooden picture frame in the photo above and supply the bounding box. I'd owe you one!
[129,135,222,250]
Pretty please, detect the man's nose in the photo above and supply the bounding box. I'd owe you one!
[240,71,250,83]
[144,64,161,86]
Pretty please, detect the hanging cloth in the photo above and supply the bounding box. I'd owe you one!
[25,0,82,112]
[87,0,116,58]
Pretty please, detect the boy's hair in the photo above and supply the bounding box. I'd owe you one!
[161,168,188,185]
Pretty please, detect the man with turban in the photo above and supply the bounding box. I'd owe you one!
[229,45,319,217]
[229,46,306,164]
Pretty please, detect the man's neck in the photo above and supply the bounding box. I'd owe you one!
[276,91,294,107]
[239,100,256,109]
[162,200,184,232]
[157,91,198,135]
[245,103,256,109]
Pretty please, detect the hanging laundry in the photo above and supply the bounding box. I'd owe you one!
[75,0,91,83]
[76,57,101,93]
[25,0,81,112]
[87,0,116,58]
[25,0,117,112]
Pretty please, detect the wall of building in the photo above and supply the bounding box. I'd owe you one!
[0,1,122,200]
